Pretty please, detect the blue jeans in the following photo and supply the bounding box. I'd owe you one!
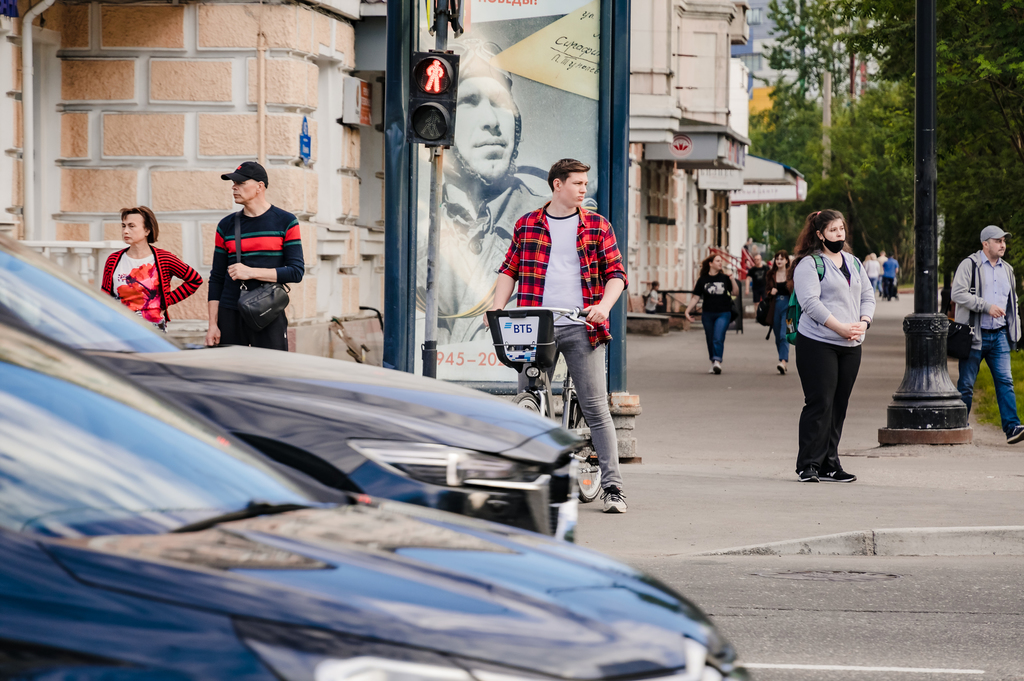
[772,294,790,362]
[703,311,731,362]
[957,327,1020,435]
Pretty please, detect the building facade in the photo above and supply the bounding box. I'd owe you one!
[629,0,750,299]
[2,0,383,354]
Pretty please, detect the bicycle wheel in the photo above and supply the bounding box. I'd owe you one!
[511,392,541,413]
[567,398,602,503]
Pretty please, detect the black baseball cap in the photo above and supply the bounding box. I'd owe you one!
[222,161,269,187]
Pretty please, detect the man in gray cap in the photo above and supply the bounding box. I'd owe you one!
[951,225,1024,443]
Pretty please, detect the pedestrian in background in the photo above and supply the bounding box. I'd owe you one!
[644,281,662,313]
[206,162,304,351]
[864,253,881,295]
[790,210,874,483]
[747,252,769,303]
[685,253,738,375]
[102,206,202,331]
[766,249,790,375]
[881,254,899,300]
[951,226,1024,444]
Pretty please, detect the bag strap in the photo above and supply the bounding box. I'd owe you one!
[811,254,825,281]
[233,211,244,265]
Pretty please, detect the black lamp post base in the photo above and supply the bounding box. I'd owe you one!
[878,313,970,445]
[878,426,972,445]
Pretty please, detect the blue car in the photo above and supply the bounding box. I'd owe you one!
[0,322,747,681]
[0,235,579,538]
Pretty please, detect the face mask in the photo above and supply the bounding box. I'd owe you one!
[823,237,844,253]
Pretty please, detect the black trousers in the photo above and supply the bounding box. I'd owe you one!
[795,333,862,474]
[218,307,289,351]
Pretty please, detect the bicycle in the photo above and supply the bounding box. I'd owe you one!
[485,307,603,506]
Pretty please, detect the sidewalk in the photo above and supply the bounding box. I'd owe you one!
[577,294,1024,558]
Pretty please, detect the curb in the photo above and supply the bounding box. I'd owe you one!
[698,526,1024,557]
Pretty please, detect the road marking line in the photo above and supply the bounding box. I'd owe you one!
[744,663,984,674]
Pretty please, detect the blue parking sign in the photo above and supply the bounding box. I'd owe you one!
[300,117,311,164]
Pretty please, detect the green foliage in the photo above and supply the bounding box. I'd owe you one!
[765,0,850,96]
[841,0,1024,281]
[749,81,915,266]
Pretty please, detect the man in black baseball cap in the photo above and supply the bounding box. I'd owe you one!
[221,161,269,187]
[206,160,303,351]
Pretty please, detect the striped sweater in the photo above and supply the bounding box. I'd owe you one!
[102,246,203,322]
[209,206,304,310]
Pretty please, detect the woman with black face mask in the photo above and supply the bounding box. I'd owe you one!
[788,210,875,483]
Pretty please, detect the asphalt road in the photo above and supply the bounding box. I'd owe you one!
[639,554,1024,681]
[576,293,1024,680]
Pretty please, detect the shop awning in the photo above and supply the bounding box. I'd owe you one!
[730,155,806,204]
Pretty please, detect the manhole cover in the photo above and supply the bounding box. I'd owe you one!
[753,570,900,582]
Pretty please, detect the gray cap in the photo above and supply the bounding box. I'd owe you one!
[981,225,1010,242]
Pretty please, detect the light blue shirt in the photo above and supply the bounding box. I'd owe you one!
[980,258,1011,330]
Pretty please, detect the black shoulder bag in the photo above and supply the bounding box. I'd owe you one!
[947,260,975,360]
[235,212,290,331]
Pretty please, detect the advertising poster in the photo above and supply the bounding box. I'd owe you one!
[414,0,603,384]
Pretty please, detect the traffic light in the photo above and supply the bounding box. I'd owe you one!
[408,51,459,147]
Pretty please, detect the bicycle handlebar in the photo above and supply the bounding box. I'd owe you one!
[504,306,595,330]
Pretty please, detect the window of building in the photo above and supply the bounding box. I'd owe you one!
[739,53,763,72]
[746,8,763,25]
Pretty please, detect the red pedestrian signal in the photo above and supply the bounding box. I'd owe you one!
[408,52,459,147]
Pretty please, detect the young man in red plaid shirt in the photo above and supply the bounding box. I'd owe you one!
[490,159,629,513]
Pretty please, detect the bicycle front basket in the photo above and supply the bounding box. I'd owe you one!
[486,309,556,371]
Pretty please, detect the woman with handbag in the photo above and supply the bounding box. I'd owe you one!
[685,254,738,374]
[790,210,875,483]
[766,250,791,375]
[102,206,203,331]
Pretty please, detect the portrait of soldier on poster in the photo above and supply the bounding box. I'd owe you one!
[416,0,603,380]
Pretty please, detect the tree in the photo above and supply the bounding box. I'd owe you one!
[842,0,1024,281]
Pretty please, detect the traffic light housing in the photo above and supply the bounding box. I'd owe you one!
[408,51,459,147]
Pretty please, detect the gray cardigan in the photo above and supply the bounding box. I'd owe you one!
[951,251,1020,351]
[793,251,876,347]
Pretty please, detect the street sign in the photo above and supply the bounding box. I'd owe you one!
[299,117,311,165]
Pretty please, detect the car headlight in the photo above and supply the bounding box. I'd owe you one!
[348,440,543,488]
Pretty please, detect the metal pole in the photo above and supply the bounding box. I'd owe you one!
[822,71,831,178]
[879,0,970,443]
[423,147,443,377]
[383,0,414,371]
[421,1,449,377]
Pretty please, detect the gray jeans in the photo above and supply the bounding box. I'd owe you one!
[518,324,623,490]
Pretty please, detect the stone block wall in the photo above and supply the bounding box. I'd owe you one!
[5,0,364,348]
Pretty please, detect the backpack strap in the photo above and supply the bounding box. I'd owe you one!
[811,254,825,281]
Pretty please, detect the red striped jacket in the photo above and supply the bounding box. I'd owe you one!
[102,246,203,322]
[498,205,628,346]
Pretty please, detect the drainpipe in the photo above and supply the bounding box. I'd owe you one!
[257,23,266,164]
[20,0,57,236]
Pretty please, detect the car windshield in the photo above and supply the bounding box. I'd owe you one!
[0,326,308,537]
[0,238,180,353]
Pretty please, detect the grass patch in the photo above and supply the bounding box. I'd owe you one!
[971,352,1024,427]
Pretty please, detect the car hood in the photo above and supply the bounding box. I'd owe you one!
[45,502,716,679]
[95,347,579,463]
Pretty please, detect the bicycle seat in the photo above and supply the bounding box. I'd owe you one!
[486,309,557,372]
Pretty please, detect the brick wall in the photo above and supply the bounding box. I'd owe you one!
[7,1,361,330]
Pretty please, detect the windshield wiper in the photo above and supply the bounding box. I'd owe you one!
[171,501,311,533]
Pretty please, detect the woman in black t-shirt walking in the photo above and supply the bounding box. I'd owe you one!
[767,250,791,374]
[685,254,739,374]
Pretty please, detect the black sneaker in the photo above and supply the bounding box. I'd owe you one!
[602,486,627,513]
[1007,426,1024,444]
[820,469,857,483]
[798,468,819,483]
